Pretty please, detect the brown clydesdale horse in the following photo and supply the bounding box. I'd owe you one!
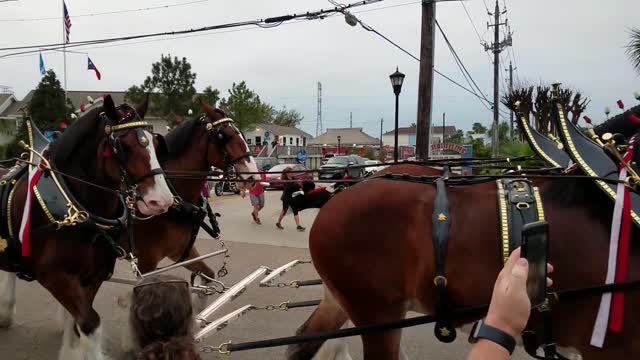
[288,161,640,360]
[0,95,174,360]
[121,102,259,317]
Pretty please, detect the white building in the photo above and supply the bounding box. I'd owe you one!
[382,126,458,146]
[245,123,312,147]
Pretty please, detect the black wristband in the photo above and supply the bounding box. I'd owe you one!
[468,319,516,355]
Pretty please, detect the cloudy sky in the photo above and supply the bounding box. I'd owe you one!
[1,0,639,138]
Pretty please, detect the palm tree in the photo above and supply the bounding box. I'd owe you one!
[628,28,640,74]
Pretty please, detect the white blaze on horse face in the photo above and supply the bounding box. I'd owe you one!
[231,131,259,188]
[137,130,173,216]
[0,271,16,328]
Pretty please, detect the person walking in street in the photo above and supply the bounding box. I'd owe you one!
[276,167,305,232]
[242,172,266,224]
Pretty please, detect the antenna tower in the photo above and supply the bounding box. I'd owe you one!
[316,82,323,136]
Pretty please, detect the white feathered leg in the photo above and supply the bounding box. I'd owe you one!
[0,271,16,328]
[58,313,105,360]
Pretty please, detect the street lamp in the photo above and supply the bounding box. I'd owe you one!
[337,135,342,154]
[389,67,405,163]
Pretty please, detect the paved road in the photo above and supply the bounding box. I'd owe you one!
[0,190,532,359]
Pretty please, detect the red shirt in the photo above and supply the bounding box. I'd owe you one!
[249,173,266,196]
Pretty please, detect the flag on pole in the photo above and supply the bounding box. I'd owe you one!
[63,1,72,44]
[87,57,101,80]
[39,53,46,75]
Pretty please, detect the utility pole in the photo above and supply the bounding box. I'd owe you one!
[350,112,353,128]
[442,112,445,145]
[506,61,516,139]
[485,0,512,157]
[379,118,383,150]
[416,0,436,161]
[316,82,323,136]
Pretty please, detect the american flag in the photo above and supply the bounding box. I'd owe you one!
[63,1,71,44]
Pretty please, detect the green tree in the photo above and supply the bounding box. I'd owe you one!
[28,70,74,130]
[471,122,487,134]
[6,70,73,158]
[447,129,464,144]
[272,106,303,127]
[126,54,197,126]
[488,121,511,145]
[197,86,220,108]
[221,81,273,131]
[628,28,640,74]
[409,122,417,128]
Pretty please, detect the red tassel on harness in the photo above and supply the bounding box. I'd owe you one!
[629,114,640,125]
[21,169,43,257]
[308,187,323,195]
[102,146,112,158]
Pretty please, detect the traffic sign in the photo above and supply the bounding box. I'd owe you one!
[296,149,307,163]
[264,131,271,139]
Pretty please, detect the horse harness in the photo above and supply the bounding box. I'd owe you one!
[0,115,162,280]
[157,115,250,276]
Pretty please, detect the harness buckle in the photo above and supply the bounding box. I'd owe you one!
[516,202,530,209]
[434,275,448,287]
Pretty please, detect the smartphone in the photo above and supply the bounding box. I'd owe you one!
[521,221,549,308]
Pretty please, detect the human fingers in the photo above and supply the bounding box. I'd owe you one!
[502,248,522,276]
[506,257,529,296]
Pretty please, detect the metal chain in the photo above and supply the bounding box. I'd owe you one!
[261,280,303,289]
[201,341,232,355]
[253,302,290,311]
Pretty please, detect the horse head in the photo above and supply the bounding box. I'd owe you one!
[199,101,259,188]
[99,95,173,215]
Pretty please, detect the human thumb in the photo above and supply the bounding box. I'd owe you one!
[509,258,529,292]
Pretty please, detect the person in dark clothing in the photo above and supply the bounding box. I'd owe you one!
[276,167,305,231]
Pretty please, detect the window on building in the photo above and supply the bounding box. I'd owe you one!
[255,136,261,145]
[247,138,252,145]
[289,137,293,145]
[303,137,306,146]
[296,137,299,146]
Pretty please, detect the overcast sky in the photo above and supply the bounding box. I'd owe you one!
[1,0,639,138]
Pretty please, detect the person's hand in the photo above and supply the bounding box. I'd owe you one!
[240,190,246,199]
[485,247,554,337]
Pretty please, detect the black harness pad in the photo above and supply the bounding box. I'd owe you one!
[0,163,28,271]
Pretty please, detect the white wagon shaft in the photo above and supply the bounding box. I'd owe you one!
[107,248,229,286]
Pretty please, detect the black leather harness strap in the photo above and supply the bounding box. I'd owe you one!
[431,166,456,343]
[496,178,570,359]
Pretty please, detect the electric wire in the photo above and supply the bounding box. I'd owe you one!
[0,0,209,22]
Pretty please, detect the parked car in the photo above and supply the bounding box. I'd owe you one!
[264,163,314,189]
[321,153,336,165]
[319,156,363,180]
[256,157,280,171]
[364,160,386,175]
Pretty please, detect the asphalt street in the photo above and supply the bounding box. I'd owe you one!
[0,190,532,359]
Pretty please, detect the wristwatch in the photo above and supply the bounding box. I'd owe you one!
[468,318,516,355]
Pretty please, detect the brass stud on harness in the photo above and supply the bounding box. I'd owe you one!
[139,136,148,145]
[206,123,213,131]
[104,125,112,135]
[437,213,447,221]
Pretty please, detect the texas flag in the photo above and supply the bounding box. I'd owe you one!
[87,57,101,80]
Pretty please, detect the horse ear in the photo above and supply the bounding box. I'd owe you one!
[201,100,217,120]
[136,94,150,119]
[102,94,118,122]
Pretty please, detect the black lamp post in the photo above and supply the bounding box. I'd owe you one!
[337,135,342,154]
[389,67,405,163]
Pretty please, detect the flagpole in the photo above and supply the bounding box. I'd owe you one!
[62,0,67,100]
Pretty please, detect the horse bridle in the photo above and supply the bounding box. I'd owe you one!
[201,116,253,165]
[101,110,165,187]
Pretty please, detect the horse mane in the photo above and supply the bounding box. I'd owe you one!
[49,106,105,167]
[165,117,201,157]
[593,104,640,138]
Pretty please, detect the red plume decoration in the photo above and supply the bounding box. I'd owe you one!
[617,100,625,109]
[583,116,592,124]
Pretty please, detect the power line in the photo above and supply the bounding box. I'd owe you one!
[0,0,209,22]
[351,0,421,14]
[436,20,493,110]
[459,1,492,63]
[0,0,381,57]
